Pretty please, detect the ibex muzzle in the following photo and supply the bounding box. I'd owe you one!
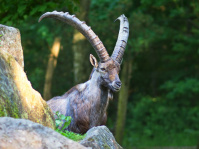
[39,11,129,134]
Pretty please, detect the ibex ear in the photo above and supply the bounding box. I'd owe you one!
[90,54,98,68]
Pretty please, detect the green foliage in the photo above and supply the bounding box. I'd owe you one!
[55,111,85,141]
[0,0,79,26]
[161,78,199,104]
[123,95,199,147]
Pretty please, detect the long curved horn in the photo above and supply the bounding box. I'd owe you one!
[39,11,110,62]
[111,14,129,65]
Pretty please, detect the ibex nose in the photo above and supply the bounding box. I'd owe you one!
[115,81,122,88]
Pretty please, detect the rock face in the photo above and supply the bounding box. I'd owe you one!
[80,126,123,149]
[0,25,55,129]
[0,24,24,69]
[0,117,88,149]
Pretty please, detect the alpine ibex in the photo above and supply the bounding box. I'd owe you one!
[39,11,129,134]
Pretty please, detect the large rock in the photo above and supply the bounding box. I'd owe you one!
[0,25,55,129]
[80,126,123,149]
[0,117,87,149]
[0,24,24,69]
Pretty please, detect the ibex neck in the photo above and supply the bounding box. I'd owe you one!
[88,69,109,111]
[89,70,101,89]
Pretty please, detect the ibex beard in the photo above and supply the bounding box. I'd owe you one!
[39,11,129,134]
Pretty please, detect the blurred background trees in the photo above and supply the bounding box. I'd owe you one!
[1,0,199,148]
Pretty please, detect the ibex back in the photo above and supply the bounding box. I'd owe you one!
[39,11,129,134]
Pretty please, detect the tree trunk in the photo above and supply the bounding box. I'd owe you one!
[43,37,61,100]
[115,60,133,144]
[197,141,199,149]
[72,0,91,84]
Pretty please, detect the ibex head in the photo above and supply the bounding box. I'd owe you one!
[90,54,121,92]
[39,12,129,92]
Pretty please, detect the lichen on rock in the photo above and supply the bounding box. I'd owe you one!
[0,24,24,69]
[80,126,123,149]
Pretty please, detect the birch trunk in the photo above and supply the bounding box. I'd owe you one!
[43,37,61,100]
[72,0,91,84]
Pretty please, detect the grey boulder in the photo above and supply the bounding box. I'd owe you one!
[80,126,123,149]
[0,117,87,149]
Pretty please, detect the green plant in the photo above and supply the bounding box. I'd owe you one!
[55,111,72,131]
[55,111,85,141]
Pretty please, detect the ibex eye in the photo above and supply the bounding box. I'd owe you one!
[101,68,106,71]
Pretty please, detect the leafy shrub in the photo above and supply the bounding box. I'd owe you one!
[160,78,199,106]
[122,94,199,147]
[55,111,85,141]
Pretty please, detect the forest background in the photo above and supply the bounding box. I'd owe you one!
[1,0,199,148]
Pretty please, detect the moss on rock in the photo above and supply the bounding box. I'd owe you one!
[0,55,22,118]
[0,43,55,129]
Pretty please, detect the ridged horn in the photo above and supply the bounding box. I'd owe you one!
[111,14,129,65]
[39,11,110,62]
